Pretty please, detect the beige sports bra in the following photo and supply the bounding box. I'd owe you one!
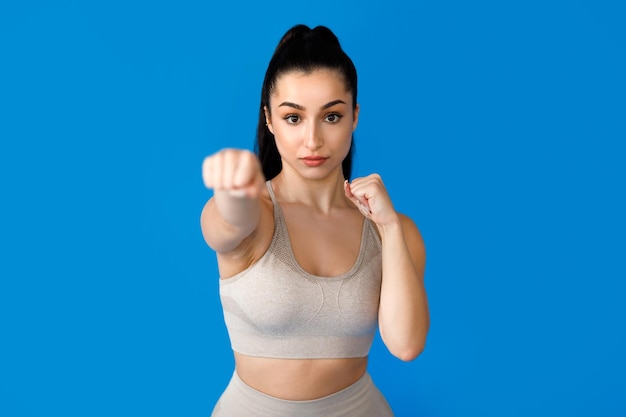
[219,181,383,359]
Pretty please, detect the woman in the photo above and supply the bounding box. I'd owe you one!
[201,24,429,417]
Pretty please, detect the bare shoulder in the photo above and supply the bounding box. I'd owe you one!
[398,213,423,241]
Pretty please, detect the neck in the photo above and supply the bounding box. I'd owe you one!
[271,172,350,214]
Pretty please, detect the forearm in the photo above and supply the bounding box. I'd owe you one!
[201,191,262,253]
[377,218,429,361]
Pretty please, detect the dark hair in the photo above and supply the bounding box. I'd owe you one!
[254,24,358,180]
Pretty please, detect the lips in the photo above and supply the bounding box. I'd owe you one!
[302,157,327,167]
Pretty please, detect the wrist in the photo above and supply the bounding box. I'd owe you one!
[375,213,402,237]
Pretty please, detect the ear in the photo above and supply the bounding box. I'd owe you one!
[352,103,360,132]
[264,105,274,134]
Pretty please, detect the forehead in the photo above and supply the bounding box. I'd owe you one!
[270,69,351,104]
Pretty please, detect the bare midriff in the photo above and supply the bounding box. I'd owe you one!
[234,352,369,401]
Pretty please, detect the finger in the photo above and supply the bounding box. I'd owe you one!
[345,180,372,217]
[346,179,368,202]
[202,156,211,188]
[203,154,221,189]
[356,197,372,216]
[232,152,257,189]
[344,180,354,198]
[210,153,224,189]
[344,180,361,204]
[221,150,239,190]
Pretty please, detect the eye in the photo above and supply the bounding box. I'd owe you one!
[325,113,342,123]
[284,114,300,124]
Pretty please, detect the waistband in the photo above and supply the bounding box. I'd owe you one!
[232,369,373,404]
[212,370,393,416]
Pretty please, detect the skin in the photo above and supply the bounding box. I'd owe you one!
[201,69,429,400]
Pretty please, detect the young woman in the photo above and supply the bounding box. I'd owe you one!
[201,24,429,417]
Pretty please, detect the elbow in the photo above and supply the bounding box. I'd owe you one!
[389,337,427,362]
[381,317,430,361]
[394,342,426,362]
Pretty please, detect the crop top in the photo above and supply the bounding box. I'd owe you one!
[218,181,383,359]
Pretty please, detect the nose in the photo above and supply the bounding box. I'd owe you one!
[304,121,323,150]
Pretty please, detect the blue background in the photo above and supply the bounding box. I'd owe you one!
[1,1,625,416]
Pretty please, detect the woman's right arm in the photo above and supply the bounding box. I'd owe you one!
[200,149,266,254]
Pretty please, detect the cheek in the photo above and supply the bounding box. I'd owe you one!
[325,123,353,145]
[272,129,300,156]
[340,134,353,156]
[273,126,297,144]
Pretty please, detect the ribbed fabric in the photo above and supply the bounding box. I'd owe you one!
[211,371,394,417]
[219,180,383,359]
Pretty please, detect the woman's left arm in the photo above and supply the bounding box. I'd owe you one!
[345,175,430,361]
[377,213,429,361]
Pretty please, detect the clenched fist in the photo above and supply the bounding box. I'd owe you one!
[344,174,399,226]
[202,149,266,198]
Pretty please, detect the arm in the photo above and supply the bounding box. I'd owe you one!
[200,149,266,254]
[377,213,429,361]
[345,175,430,361]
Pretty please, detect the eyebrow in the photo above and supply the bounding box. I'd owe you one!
[278,99,347,111]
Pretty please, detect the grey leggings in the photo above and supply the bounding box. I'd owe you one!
[211,371,394,417]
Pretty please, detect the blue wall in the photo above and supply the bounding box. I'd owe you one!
[1,1,625,416]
